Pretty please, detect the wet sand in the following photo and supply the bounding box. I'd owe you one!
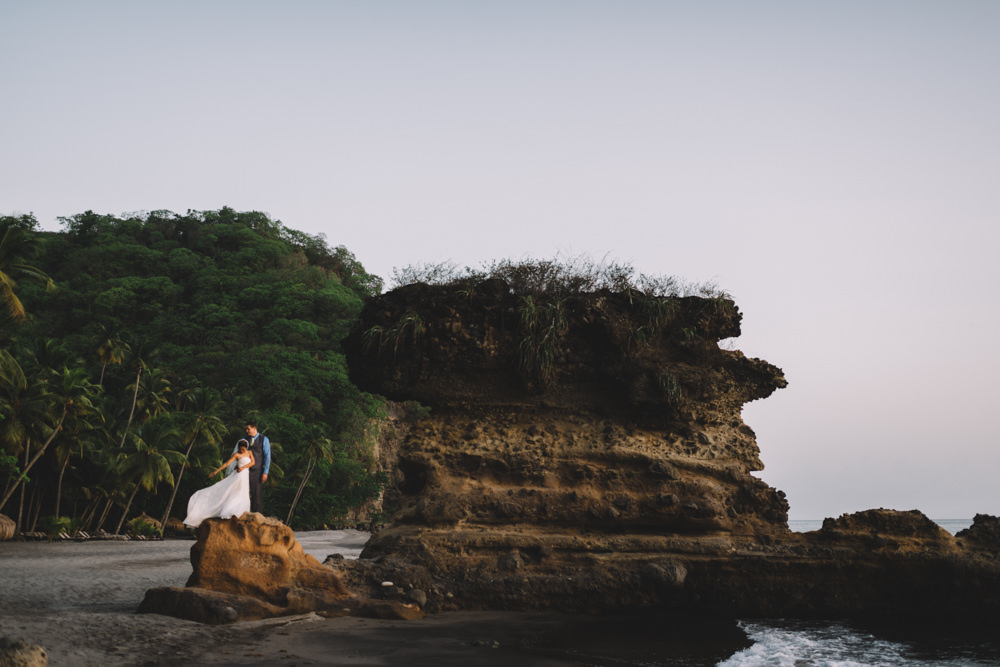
[0,531,747,666]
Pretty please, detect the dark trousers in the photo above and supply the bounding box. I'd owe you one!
[249,467,263,513]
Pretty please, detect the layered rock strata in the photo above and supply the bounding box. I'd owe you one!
[337,281,1000,621]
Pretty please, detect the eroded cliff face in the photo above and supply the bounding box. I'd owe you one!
[347,282,789,533]
[337,281,1000,621]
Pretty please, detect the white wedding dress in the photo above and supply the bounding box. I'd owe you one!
[183,456,252,527]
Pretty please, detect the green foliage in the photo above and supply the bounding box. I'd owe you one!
[1,214,56,331]
[629,296,681,349]
[401,400,431,422]
[361,313,425,359]
[658,373,683,407]
[2,208,386,531]
[391,256,728,389]
[387,256,731,397]
[0,452,19,475]
[37,515,74,539]
[517,295,568,387]
[639,296,680,329]
[127,515,162,538]
[391,253,728,300]
[707,295,737,317]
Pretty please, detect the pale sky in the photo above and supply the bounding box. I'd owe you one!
[3,1,998,521]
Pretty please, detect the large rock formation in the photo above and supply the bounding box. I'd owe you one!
[336,280,1000,622]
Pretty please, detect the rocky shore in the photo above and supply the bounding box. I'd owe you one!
[0,531,749,666]
[4,280,997,664]
[332,281,1000,621]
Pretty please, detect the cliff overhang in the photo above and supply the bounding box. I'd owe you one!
[335,280,1000,622]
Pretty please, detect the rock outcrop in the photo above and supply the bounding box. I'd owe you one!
[0,514,15,541]
[139,513,421,623]
[0,638,47,667]
[335,280,1000,622]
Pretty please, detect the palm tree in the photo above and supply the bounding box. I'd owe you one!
[97,349,171,529]
[286,427,335,525]
[0,218,55,328]
[116,352,169,448]
[118,360,145,448]
[0,350,57,519]
[90,351,150,527]
[96,330,130,387]
[135,367,172,423]
[51,393,104,518]
[114,417,184,535]
[1,340,77,517]
[159,387,227,528]
[0,347,27,422]
[89,443,127,533]
[0,365,99,516]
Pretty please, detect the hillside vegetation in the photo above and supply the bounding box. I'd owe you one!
[1,208,386,533]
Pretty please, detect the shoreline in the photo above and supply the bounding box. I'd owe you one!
[0,531,748,666]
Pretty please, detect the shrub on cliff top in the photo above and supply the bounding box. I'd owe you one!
[390,254,728,299]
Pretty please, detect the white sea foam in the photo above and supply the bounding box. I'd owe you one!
[719,620,906,666]
[718,619,1000,667]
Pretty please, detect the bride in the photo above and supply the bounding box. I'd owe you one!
[183,439,255,528]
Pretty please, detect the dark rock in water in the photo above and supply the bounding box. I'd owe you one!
[957,514,1000,548]
[819,508,951,539]
[335,283,1000,622]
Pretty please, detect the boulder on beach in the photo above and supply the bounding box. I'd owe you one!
[0,637,48,667]
[139,513,423,624]
[0,514,15,541]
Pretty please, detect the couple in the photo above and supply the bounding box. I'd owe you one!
[183,422,272,528]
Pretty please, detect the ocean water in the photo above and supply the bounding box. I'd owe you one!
[526,613,1000,666]
[522,518,995,665]
[719,618,1000,666]
[716,518,997,667]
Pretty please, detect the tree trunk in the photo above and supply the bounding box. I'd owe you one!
[15,445,28,533]
[0,405,68,512]
[95,497,115,533]
[55,453,71,518]
[160,436,196,529]
[286,457,316,525]
[115,483,141,535]
[28,484,41,533]
[118,363,143,448]
[81,496,101,530]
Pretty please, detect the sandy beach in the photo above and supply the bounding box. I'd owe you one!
[0,530,747,666]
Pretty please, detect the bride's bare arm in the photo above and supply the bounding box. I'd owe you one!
[210,452,239,477]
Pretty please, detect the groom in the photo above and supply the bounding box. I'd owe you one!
[244,421,272,514]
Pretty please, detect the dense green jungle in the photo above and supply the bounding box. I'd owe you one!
[0,208,390,535]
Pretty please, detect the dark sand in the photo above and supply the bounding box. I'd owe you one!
[0,531,747,666]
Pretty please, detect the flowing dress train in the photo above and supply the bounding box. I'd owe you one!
[183,456,251,528]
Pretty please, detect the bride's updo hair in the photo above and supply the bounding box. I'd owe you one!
[236,438,250,451]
